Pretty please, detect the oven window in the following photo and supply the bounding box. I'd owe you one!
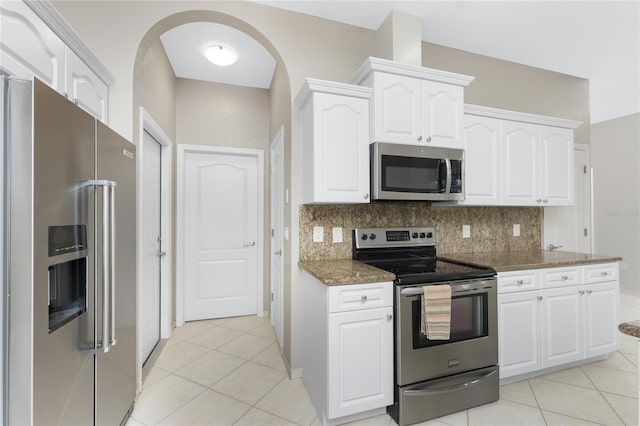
[411,292,488,348]
[381,155,447,193]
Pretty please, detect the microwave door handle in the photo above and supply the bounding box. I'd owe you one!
[445,158,452,193]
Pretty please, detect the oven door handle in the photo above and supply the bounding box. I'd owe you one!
[402,369,497,396]
[400,282,494,296]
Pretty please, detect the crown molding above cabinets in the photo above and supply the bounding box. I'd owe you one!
[465,104,582,130]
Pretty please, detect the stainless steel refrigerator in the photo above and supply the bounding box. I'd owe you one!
[2,77,136,425]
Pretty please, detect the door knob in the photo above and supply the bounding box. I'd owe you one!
[243,241,256,247]
[274,249,282,256]
[156,251,166,257]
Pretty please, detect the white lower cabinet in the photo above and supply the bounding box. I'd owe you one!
[498,263,620,380]
[301,271,393,425]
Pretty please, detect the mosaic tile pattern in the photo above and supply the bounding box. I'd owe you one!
[299,203,542,261]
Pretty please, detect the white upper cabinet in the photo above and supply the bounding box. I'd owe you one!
[65,47,108,122]
[540,126,574,205]
[461,105,581,207]
[0,1,65,90]
[296,78,372,204]
[460,115,501,205]
[501,121,540,205]
[0,1,112,122]
[353,57,473,149]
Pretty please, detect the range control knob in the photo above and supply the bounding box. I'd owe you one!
[427,232,433,239]
[412,232,419,238]
[369,233,377,240]
[419,232,426,238]
[361,234,368,240]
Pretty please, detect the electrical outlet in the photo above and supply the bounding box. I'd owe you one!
[513,224,521,237]
[313,226,324,243]
[332,227,343,243]
[462,224,471,239]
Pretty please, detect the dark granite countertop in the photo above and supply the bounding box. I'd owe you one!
[439,250,622,272]
[619,321,640,339]
[299,259,395,286]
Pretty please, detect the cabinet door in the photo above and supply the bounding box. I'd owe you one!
[311,93,369,203]
[0,1,65,90]
[584,281,619,358]
[422,81,464,149]
[65,47,108,122]
[540,126,573,206]
[501,121,540,205]
[327,307,393,419]
[372,73,422,145]
[461,115,501,204]
[541,287,583,368]
[498,291,541,378]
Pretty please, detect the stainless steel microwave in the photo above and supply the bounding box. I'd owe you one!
[370,142,465,201]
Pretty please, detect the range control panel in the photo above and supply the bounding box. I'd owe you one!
[354,227,435,249]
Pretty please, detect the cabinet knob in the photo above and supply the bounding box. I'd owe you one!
[561,275,568,281]
[536,199,542,203]
[361,295,368,302]
[516,280,524,285]
[601,272,608,276]
[386,314,393,320]
[426,136,432,142]
[543,199,548,203]
[417,136,423,142]
[537,295,543,301]
[586,289,593,294]
[364,193,369,200]
[579,290,585,295]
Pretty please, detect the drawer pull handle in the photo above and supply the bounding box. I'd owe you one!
[361,295,368,302]
[579,290,585,295]
[516,280,524,285]
[586,289,593,294]
[561,275,568,280]
[386,314,393,320]
[601,272,608,276]
[537,296,543,301]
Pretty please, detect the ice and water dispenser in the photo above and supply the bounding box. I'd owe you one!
[47,225,88,333]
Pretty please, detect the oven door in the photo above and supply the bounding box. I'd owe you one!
[395,278,497,386]
[371,142,464,201]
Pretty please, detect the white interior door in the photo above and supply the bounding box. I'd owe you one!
[544,145,591,253]
[270,128,284,348]
[183,148,261,321]
[141,130,161,363]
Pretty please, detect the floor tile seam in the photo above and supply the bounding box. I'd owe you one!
[539,408,608,426]
[160,346,212,373]
[584,360,638,375]
[531,374,595,391]
[231,406,306,426]
[579,364,629,426]
[251,375,297,417]
[172,357,249,388]
[147,380,209,425]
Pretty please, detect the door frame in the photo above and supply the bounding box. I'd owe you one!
[270,126,285,348]
[176,144,264,327]
[137,108,173,384]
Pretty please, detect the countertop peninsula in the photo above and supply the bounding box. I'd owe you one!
[619,321,640,339]
[299,259,395,285]
[439,250,622,272]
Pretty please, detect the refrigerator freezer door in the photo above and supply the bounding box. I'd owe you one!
[95,121,136,425]
[32,79,96,425]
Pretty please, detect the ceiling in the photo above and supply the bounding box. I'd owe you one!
[160,22,276,89]
[161,1,639,122]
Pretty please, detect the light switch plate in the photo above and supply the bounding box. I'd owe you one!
[513,224,520,237]
[332,227,343,243]
[313,226,324,243]
[462,224,471,239]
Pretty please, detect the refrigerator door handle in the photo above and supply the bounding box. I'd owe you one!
[87,179,117,354]
[109,181,117,347]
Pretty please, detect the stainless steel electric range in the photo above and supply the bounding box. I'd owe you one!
[353,227,499,426]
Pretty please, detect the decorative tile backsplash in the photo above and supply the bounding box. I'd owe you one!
[299,203,542,261]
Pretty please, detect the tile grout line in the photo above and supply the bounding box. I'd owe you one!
[579,364,628,426]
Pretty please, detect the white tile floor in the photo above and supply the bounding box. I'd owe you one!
[127,291,640,426]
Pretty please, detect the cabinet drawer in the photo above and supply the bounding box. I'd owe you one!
[541,267,581,288]
[328,281,393,313]
[583,263,618,284]
[498,270,539,293]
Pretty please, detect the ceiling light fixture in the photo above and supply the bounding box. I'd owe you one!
[203,44,238,66]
